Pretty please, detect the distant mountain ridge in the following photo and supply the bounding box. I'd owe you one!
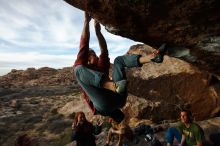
[0,67,76,88]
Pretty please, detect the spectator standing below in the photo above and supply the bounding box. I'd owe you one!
[71,112,102,146]
[166,109,204,146]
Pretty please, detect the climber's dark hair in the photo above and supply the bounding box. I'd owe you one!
[89,48,96,55]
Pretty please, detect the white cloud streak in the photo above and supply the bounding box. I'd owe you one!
[0,52,75,74]
[0,0,137,76]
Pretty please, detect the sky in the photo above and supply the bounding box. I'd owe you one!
[0,0,138,76]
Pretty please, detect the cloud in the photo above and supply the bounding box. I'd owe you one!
[0,0,138,76]
[0,0,83,45]
[0,52,75,73]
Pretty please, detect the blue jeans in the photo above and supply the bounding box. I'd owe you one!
[166,127,187,146]
[74,54,141,115]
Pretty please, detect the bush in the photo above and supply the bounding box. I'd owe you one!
[0,127,9,135]
[68,112,76,119]
[52,128,72,146]
[51,108,58,115]
[47,114,63,122]
[24,116,42,124]
[48,120,72,134]
[37,114,70,135]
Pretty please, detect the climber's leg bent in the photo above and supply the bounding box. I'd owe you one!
[110,54,142,95]
[102,53,158,94]
[102,45,167,94]
[74,65,105,88]
[112,54,142,81]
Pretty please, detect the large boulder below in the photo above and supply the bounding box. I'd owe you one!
[64,0,220,77]
[58,94,93,119]
[123,44,220,121]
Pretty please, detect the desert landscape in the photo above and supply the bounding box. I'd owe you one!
[1,45,220,146]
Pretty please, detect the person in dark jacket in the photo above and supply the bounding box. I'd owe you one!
[74,12,167,123]
[71,112,102,146]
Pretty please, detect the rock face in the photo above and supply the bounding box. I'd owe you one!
[122,45,220,121]
[64,0,220,77]
[0,58,220,145]
[58,94,92,117]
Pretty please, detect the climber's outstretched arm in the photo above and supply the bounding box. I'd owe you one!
[81,12,91,41]
[94,20,108,54]
[74,12,91,66]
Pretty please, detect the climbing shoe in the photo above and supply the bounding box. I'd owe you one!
[115,80,127,95]
[151,43,167,63]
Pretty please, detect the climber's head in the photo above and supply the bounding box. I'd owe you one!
[88,49,98,66]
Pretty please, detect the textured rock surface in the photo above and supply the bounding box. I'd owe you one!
[58,94,92,117]
[0,63,220,145]
[123,44,220,121]
[64,0,220,76]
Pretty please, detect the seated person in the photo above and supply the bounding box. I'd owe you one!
[105,118,133,146]
[166,109,204,146]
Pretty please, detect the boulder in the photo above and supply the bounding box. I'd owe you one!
[123,44,220,121]
[64,0,220,77]
[58,94,92,118]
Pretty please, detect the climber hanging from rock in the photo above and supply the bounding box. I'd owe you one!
[73,12,167,123]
